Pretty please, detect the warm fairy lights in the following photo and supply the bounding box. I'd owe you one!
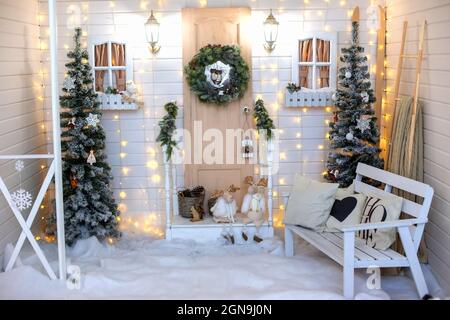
[147,160,159,169]
[34,0,389,237]
[151,174,161,183]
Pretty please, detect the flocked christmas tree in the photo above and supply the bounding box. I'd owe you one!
[50,28,121,245]
[325,21,384,187]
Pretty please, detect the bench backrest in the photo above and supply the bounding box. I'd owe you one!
[354,163,434,249]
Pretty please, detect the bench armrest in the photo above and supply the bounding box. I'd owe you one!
[281,192,290,207]
[339,218,427,232]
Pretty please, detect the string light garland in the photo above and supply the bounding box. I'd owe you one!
[39,0,389,236]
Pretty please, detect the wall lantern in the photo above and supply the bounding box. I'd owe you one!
[145,10,160,54]
[263,9,279,53]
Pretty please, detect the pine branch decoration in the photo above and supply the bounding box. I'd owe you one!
[157,102,179,161]
[254,98,275,140]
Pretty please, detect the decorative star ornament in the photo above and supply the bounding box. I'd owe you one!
[86,113,100,127]
[63,76,75,91]
[356,118,371,133]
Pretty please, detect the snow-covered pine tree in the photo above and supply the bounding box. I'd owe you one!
[56,28,121,245]
[325,21,384,187]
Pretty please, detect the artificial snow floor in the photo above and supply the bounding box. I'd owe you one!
[0,234,443,300]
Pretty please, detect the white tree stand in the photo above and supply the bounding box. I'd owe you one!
[164,143,275,242]
[0,0,66,280]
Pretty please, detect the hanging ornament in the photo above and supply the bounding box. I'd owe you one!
[11,189,32,211]
[356,118,371,133]
[327,170,337,182]
[334,170,339,178]
[85,113,100,127]
[67,117,76,130]
[241,105,253,159]
[345,71,352,79]
[87,150,96,165]
[241,136,254,158]
[70,174,78,189]
[63,76,75,91]
[331,93,337,101]
[333,112,338,123]
[346,131,354,141]
[15,160,24,172]
[361,91,369,103]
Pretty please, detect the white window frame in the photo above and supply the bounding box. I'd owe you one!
[89,37,133,93]
[292,32,338,91]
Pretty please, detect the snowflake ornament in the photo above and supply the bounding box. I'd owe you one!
[361,91,369,103]
[63,76,75,91]
[15,160,24,172]
[356,118,371,133]
[86,113,100,127]
[11,189,32,211]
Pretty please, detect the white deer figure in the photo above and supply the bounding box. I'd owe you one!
[210,185,240,224]
[241,176,268,242]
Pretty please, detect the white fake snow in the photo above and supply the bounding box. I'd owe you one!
[0,235,443,300]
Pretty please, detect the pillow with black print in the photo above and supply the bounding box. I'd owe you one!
[325,193,367,232]
[335,182,355,198]
[357,193,403,250]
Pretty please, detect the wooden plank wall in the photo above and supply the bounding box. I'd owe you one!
[385,0,450,294]
[0,0,48,265]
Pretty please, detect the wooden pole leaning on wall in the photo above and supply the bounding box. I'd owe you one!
[351,6,359,22]
[407,21,426,173]
[385,21,426,173]
[385,21,407,169]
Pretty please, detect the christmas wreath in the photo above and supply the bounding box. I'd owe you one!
[184,44,250,105]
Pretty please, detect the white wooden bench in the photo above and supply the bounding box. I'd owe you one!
[283,163,434,299]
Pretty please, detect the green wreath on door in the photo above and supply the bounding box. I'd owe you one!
[184,44,250,105]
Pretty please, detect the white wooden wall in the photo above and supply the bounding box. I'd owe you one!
[384,0,450,295]
[0,0,48,264]
[36,0,381,235]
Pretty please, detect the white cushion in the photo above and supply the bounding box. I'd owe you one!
[357,193,403,250]
[335,182,355,198]
[325,193,367,232]
[284,175,339,231]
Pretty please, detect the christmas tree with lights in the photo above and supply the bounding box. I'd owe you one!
[325,21,384,187]
[48,28,121,245]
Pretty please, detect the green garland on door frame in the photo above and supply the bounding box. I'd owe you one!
[156,102,179,161]
[254,98,275,140]
[184,44,250,105]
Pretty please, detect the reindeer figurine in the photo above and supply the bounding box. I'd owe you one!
[210,185,240,224]
[241,176,268,242]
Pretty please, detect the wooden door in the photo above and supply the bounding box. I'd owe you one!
[182,8,253,205]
